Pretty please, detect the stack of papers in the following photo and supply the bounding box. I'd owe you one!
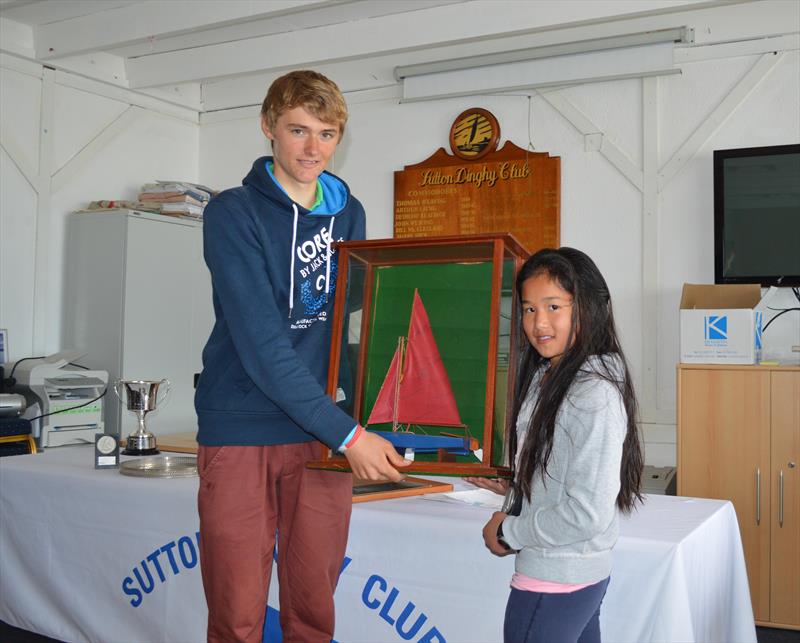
[138,181,217,219]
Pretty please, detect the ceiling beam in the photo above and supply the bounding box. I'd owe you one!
[0,15,35,58]
[34,0,336,60]
[0,1,134,26]
[125,0,716,88]
[108,0,466,59]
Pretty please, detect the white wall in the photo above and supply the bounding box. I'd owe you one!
[199,44,799,468]
[0,55,199,362]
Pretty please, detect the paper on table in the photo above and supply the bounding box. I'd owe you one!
[421,488,504,509]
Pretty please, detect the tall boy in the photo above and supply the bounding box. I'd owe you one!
[195,70,409,643]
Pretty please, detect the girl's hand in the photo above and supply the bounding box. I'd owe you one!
[482,511,515,557]
[464,477,509,495]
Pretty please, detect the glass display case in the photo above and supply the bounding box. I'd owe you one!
[310,234,529,477]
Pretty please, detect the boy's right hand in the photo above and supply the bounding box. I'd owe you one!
[343,431,411,482]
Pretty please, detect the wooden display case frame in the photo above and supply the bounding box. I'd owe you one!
[309,233,529,478]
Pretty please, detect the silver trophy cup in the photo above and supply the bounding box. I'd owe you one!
[114,379,170,455]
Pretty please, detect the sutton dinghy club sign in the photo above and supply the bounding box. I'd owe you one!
[394,108,560,254]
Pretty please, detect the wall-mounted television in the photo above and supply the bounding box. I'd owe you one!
[714,143,800,287]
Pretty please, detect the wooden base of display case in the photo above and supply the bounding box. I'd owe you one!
[156,432,462,500]
[307,455,510,479]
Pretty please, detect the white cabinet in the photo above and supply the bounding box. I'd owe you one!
[63,210,213,439]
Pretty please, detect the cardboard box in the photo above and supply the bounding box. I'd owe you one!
[679,284,763,364]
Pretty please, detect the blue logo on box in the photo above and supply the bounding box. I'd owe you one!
[705,315,727,341]
[755,311,763,349]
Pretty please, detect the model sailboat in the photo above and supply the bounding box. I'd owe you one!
[366,290,478,456]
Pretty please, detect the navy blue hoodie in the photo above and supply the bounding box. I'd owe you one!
[195,156,365,449]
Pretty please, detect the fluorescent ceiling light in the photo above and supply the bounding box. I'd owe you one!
[397,27,691,102]
[395,28,692,80]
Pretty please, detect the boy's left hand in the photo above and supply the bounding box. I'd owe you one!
[343,430,411,482]
[482,511,514,556]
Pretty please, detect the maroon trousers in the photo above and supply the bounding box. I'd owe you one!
[197,442,352,643]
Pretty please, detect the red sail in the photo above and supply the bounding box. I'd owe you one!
[367,291,462,427]
[367,341,402,426]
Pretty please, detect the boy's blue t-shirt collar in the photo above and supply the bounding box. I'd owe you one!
[267,161,347,215]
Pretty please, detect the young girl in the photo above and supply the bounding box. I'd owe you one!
[474,247,643,643]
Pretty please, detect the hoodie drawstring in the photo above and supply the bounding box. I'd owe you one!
[289,204,299,318]
[325,216,335,302]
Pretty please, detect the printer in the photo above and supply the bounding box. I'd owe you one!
[5,351,108,448]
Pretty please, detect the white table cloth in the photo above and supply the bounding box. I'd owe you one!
[0,446,756,643]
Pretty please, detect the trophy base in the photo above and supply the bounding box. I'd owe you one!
[123,433,159,456]
[122,447,161,456]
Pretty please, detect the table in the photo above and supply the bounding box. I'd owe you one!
[0,446,756,643]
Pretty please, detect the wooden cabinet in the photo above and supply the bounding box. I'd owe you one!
[677,364,799,629]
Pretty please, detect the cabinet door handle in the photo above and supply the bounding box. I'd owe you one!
[779,470,784,528]
[756,469,761,526]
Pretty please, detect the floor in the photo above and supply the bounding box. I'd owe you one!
[1,620,799,643]
[1,620,62,643]
[756,628,800,643]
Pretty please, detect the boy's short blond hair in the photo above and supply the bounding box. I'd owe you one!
[261,70,348,137]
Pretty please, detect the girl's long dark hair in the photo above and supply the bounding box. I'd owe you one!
[509,247,643,513]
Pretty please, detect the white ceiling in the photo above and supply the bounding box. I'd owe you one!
[0,0,779,110]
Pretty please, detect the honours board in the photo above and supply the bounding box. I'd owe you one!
[394,142,560,253]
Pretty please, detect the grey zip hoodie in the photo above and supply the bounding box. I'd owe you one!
[502,355,627,584]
